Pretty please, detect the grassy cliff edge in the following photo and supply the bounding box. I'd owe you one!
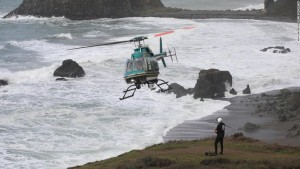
[69,133,300,169]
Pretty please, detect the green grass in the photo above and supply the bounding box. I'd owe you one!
[69,134,300,169]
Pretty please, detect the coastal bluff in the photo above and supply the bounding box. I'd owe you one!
[4,0,165,20]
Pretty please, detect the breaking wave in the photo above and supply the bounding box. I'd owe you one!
[234,3,264,10]
[51,33,73,40]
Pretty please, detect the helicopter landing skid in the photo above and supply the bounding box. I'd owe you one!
[155,79,171,92]
[119,85,137,100]
[119,79,171,100]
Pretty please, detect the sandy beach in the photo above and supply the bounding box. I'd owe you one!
[164,88,300,146]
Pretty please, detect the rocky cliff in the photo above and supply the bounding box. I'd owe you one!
[4,0,165,20]
[265,0,298,19]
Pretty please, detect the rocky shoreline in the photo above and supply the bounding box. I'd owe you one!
[3,0,298,23]
[140,8,295,23]
[4,8,296,23]
[164,87,300,146]
[67,87,300,168]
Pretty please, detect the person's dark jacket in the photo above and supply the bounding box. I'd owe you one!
[215,122,225,137]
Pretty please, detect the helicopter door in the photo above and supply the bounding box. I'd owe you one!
[146,58,152,71]
[145,58,159,72]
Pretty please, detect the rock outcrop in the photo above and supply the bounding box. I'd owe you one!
[256,89,300,122]
[230,88,237,95]
[56,77,68,81]
[4,0,165,20]
[0,80,8,86]
[193,69,232,99]
[264,0,275,11]
[53,59,85,78]
[168,83,193,98]
[265,0,298,19]
[260,46,291,54]
[243,85,251,94]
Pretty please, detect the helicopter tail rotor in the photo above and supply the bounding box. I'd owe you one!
[167,47,178,63]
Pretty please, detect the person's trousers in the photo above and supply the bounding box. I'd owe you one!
[214,135,224,154]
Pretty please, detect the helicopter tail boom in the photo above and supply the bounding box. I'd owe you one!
[160,37,167,67]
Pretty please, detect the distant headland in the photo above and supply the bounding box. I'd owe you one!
[3,0,298,22]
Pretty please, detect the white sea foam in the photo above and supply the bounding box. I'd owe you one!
[1,15,65,21]
[234,3,264,10]
[52,33,73,40]
[83,31,108,38]
[8,40,75,62]
[1,17,300,169]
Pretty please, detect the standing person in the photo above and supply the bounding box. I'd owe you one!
[214,117,225,155]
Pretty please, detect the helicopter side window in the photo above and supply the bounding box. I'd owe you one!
[127,60,133,72]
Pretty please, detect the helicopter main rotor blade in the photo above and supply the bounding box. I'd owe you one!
[68,40,132,50]
[154,30,175,37]
[152,26,196,38]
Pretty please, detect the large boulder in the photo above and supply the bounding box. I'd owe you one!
[53,59,85,78]
[193,69,232,99]
[168,83,192,98]
[229,88,237,95]
[265,0,298,19]
[0,80,8,86]
[4,0,165,20]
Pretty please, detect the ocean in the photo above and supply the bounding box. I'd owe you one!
[161,0,264,10]
[1,0,300,168]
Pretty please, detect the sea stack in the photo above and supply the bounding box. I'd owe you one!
[193,69,232,99]
[4,0,165,20]
[264,0,297,20]
[53,59,85,78]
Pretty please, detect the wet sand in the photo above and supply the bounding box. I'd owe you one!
[164,88,300,146]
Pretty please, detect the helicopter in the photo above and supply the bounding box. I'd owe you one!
[120,36,177,100]
[69,34,178,100]
[69,32,178,100]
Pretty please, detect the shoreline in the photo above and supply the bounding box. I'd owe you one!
[68,88,300,169]
[164,87,300,146]
[68,87,300,168]
[3,7,297,23]
[137,8,296,23]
